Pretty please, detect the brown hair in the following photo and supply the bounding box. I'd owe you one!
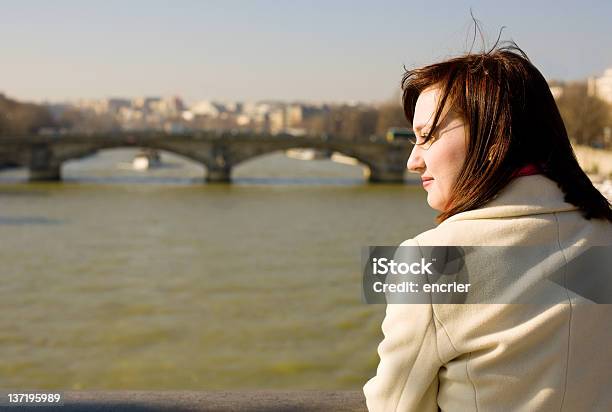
[402,42,612,223]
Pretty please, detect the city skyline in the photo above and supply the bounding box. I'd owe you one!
[1,0,611,104]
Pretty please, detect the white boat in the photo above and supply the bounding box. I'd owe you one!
[132,149,162,170]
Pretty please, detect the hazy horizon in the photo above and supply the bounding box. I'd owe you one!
[1,0,611,104]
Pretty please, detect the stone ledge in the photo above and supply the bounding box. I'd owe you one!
[12,390,367,411]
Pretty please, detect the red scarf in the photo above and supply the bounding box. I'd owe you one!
[511,163,541,178]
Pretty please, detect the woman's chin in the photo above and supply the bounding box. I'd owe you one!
[426,194,446,212]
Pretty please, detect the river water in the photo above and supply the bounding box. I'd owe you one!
[0,149,436,390]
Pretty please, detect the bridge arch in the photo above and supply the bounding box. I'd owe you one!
[56,142,219,172]
[224,139,408,183]
[232,149,369,182]
[60,146,209,180]
[230,146,375,180]
[32,142,223,181]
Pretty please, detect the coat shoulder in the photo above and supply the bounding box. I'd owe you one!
[409,210,611,247]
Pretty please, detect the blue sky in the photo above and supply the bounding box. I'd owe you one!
[1,0,610,103]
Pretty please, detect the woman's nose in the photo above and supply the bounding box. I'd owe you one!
[406,145,425,174]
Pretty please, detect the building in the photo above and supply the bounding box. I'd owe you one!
[268,107,286,134]
[149,96,185,117]
[190,100,223,117]
[548,80,565,100]
[587,68,612,104]
[286,105,303,127]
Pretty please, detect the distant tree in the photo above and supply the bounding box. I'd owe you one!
[57,107,85,130]
[62,109,120,133]
[302,112,327,136]
[0,100,6,134]
[556,82,611,146]
[323,105,378,140]
[376,97,410,136]
[0,94,56,135]
[347,107,378,140]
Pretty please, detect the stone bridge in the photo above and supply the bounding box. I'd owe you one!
[0,131,413,183]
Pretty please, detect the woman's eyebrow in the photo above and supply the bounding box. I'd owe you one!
[414,120,441,135]
[437,122,464,136]
[434,112,462,131]
[415,118,462,138]
[414,110,453,134]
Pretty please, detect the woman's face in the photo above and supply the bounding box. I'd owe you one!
[407,86,468,211]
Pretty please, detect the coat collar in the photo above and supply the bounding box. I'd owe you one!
[441,175,579,224]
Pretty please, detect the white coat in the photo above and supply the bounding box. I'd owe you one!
[363,175,612,411]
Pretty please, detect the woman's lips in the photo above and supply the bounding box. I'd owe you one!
[421,177,434,188]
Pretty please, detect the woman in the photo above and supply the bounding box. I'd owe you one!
[363,44,612,411]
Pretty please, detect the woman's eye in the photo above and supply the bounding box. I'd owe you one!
[422,133,436,143]
[409,131,437,148]
[419,133,437,149]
